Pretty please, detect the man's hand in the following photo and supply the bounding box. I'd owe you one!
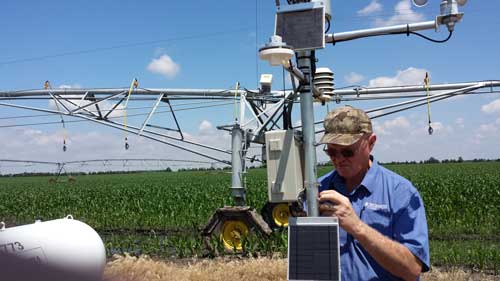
[319,190,363,235]
[319,190,423,281]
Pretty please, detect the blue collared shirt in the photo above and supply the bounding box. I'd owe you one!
[318,156,430,281]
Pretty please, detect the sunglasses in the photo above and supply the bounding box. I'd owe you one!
[323,146,357,158]
[323,139,364,158]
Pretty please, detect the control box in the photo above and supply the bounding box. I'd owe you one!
[265,130,304,203]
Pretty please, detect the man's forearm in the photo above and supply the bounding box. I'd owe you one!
[352,221,422,281]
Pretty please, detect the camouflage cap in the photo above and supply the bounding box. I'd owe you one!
[319,106,372,146]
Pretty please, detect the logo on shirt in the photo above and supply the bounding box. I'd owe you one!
[364,202,389,211]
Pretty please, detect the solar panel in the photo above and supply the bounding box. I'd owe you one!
[275,2,325,51]
[288,217,340,281]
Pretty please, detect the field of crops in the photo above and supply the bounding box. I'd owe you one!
[0,161,499,272]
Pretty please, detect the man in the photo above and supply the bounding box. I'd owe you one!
[317,106,430,281]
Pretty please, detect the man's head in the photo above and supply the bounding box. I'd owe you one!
[320,106,376,179]
[320,105,372,146]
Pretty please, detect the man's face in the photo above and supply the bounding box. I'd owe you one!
[325,134,376,179]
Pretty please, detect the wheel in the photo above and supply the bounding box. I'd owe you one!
[261,203,291,229]
[220,220,249,251]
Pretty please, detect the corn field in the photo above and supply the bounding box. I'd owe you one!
[0,162,498,272]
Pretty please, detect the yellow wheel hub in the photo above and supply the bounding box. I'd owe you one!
[220,220,249,250]
[272,203,291,227]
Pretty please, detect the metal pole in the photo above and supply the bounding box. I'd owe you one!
[297,51,319,216]
[326,21,437,43]
[230,124,246,206]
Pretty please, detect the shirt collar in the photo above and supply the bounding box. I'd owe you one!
[331,155,379,196]
[359,155,379,194]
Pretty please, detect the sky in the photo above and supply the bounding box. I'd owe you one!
[0,0,499,173]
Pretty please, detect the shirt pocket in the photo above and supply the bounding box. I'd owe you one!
[360,208,393,237]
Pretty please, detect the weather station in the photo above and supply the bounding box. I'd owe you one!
[257,0,495,280]
[0,0,499,280]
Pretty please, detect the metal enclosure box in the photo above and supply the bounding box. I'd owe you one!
[265,130,304,203]
[288,217,340,281]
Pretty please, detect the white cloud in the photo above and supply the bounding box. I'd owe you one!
[147,54,180,79]
[374,116,410,136]
[373,0,425,27]
[478,123,497,133]
[472,119,500,145]
[368,67,428,87]
[199,120,214,136]
[455,117,465,129]
[344,72,365,84]
[358,0,383,16]
[385,116,411,129]
[481,99,500,115]
[59,84,82,89]
[430,122,445,133]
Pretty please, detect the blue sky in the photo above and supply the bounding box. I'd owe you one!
[0,0,499,172]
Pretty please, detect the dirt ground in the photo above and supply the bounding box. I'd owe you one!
[103,255,499,281]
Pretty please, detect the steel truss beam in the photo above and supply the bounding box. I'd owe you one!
[1,81,498,164]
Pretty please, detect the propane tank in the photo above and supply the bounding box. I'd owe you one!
[0,215,105,281]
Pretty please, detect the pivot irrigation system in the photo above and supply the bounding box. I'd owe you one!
[0,158,218,179]
[1,0,500,279]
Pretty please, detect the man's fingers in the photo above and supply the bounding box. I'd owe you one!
[319,210,336,217]
[319,201,336,211]
[319,189,344,204]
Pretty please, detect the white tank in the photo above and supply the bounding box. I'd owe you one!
[0,215,106,280]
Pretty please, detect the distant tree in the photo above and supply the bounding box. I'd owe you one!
[425,157,440,164]
[458,156,464,163]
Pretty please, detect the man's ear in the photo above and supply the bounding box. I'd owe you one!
[368,134,377,150]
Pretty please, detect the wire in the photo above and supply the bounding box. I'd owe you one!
[0,26,254,66]
[123,79,138,150]
[424,72,433,135]
[255,0,259,88]
[332,29,453,44]
[46,82,68,151]
[335,85,363,90]
[409,30,453,43]
[0,99,230,121]
[0,102,234,129]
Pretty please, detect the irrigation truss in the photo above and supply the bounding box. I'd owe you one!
[1,80,499,166]
[0,158,219,176]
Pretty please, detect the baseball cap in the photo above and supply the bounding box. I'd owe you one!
[319,106,372,146]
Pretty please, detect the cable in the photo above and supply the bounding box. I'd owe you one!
[0,99,230,121]
[409,30,453,43]
[0,102,234,129]
[424,72,433,135]
[255,0,259,88]
[331,29,453,44]
[0,26,254,66]
[45,81,68,152]
[123,79,138,150]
